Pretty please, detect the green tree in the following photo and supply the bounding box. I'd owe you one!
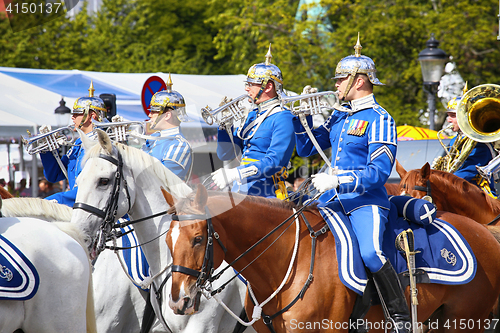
[2,0,500,129]
[208,0,500,128]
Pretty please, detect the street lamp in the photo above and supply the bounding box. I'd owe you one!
[418,33,447,130]
[54,97,71,192]
[54,97,71,128]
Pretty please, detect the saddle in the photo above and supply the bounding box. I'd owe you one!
[318,195,476,296]
[0,234,39,300]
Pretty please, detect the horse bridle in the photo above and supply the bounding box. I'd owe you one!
[170,202,324,333]
[170,208,227,290]
[402,179,433,204]
[72,149,177,333]
[73,151,132,255]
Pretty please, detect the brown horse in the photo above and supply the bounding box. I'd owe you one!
[0,186,13,199]
[163,185,500,333]
[397,161,500,226]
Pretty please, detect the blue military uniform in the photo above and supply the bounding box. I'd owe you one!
[40,132,96,207]
[142,127,192,181]
[448,135,497,197]
[217,97,295,197]
[294,93,397,272]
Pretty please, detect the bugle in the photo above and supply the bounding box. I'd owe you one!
[92,120,148,142]
[201,94,248,126]
[281,90,349,116]
[21,125,76,155]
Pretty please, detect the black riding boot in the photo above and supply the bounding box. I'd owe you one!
[372,261,411,333]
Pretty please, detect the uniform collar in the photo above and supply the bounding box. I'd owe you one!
[87,131,97,140]
[155,126,180,137]
[349,94,376,113]
[257,97,280,115]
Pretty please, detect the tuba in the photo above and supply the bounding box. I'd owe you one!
[434,84,500,174]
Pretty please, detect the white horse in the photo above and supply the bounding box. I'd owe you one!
[70,129,255,333]
[1,197,157,333]
[0,213,96,333]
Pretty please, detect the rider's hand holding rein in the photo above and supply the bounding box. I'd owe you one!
[311,173,339,193]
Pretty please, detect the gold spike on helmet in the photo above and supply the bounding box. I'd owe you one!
[72,81,107,128]
[148,73,188,127]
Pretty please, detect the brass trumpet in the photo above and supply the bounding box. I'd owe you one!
[92,120,148,142]
[21,125,76,155]
[201,94,248,126]
[280,90,349,116]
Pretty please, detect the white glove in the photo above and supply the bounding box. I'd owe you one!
[212,168,241,189]
[219,96,233,107]
[311,173,339,193]
[431,156,441,169]
[301,85,318,95]
[111,115,124,122]
[39,124,52,134]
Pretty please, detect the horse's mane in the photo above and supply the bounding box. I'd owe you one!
[172,189,318,215]
[434,169,500,213]
[84,141,193,199]
[405,168,500,214]
[2,197,73,222]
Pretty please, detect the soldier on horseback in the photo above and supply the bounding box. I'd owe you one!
[293,35,411,332]
[39,82,106,207]
[141,74,193,182]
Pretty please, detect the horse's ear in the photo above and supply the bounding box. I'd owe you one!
[194,184,208,210]
[160,187,176,207]
[96,129,113,154]
[395,159,407,179]
[77,128,97,151]
[421,162,431,180]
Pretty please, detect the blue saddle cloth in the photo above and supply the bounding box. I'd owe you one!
[117,225,150,291]
[318,198,476,295]
[0,234,39,300]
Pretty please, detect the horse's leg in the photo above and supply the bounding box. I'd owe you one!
[0,302,24,332]
[20,230,90,333]
[93,250,148,333]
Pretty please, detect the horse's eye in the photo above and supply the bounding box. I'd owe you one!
[193,236,203,245]
[98,178,110,186]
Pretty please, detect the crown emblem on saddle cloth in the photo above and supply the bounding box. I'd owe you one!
[440,248,457,266]
[0,265,13,281]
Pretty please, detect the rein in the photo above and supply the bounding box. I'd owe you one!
[170,196,326,332]
[72,148,176,333]
[73,152,132,255]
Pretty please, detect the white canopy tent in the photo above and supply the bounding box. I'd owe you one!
[0,67,248,193]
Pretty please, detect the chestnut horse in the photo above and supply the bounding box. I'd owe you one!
[164,185,500,333]
[396,161,500,226]
[0,185,13,199]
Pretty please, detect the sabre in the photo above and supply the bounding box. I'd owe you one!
[397,229,420,333]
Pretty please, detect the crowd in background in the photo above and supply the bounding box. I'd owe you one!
[0,177,63,198]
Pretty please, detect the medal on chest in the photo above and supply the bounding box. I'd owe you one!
[347,119,369,136]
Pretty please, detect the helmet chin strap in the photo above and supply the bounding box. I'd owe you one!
[150,109,170,130]
[253,78,270,103]
[342,69,360,101]
[78,104,91,129]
